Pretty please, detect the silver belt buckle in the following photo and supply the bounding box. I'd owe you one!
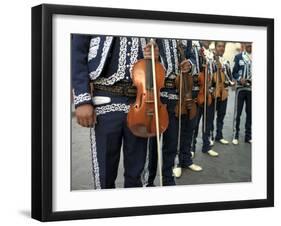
[92,96,111,106]
[168,74,176,79]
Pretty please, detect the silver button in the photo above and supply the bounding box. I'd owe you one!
[128,41,131,45]
[127,53,131,56]
[126,76,129,79]
[126,64,130,68]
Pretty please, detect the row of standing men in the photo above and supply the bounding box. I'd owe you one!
[72,35,252,188]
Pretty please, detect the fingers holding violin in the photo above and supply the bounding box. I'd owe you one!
[180,59,192,73]
[144,41,159,60]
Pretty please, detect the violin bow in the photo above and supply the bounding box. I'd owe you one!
[203,60,208,133]
[150,38,163,186]
[213,56,219,135]
[174,40,183,178]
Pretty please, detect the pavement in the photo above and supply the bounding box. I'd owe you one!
[71,89,251,190]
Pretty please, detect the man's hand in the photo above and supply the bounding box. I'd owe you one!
[185,99,193,110]
[75,104,96,127]
[144,40,159,60]
[180,59,192,73]
[240,79,246,86]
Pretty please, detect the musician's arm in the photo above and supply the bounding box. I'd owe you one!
[72,34,96,127]
[232,55,241,81]
[72,34,93,108]
[184,40,196,75]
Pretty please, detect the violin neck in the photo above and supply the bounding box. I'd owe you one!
[146,40,156,90]
[177,40,185,64]
[146,59,154,90]
[217,60,223,83]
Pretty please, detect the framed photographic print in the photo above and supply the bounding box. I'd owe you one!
[31,4,274,221]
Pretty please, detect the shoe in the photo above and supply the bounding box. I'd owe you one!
[219,138,229,144]
[206,150,219,157]
[209,138,214,146]
[245,139,252,144]
[191,151,195,159]
[188,163,203,172]
[173,166,182,178]
[232,139,239,145]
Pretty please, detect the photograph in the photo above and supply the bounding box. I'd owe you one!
[71,35,252,189]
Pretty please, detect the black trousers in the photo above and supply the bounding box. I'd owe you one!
[179,115,197,166]
[179,91,198,166]
[192,100,215,153]
[91,91,148,189]
[233,89,252,141]
[210,98,228,141]
[148,99,178,186]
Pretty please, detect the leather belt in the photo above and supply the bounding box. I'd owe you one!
[164,75,199,89]
[93,82,137,97]
[94,79,177,96]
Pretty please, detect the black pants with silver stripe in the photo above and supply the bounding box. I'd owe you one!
[233,89,252,141]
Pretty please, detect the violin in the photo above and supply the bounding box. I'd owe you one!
[212,55,228,101]
[174,40,197,120]
[197,47,212,107]
[127,39,169,138]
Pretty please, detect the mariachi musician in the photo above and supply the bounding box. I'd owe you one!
[191,40,219,157]
[232,43,252,144]
[146,38,195,186]
[174,40,203,175]
[209,41,235,145]
[72,35,158,189]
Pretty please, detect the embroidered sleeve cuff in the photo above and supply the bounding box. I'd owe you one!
[74,93,92,108]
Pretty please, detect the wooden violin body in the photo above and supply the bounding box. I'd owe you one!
[175,72,197,119]
[197,65,212,106]
[213,57,228,101]
[174,40,197,120]
[127,58,169,138]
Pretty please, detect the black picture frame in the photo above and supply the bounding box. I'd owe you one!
[31,3,274,222]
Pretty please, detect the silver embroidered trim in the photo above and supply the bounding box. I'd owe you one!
[232,88,240,139]
[140,38,147,55]
[181,40,187,46]
[94,37,128,85]
[164,39,173,77]
[221,60,228,73]
[188,59,196,76]
[88,37,100,61]
[232,88,251,139]
[160,91,178,100]
[242,52,252,79]
[192,86,200,91]
[95,103,130,116]
[73,93,92,106]
[172,39,179,75]
[203,47,214,76]
[193,42,200,74]
[89,36,113,80]
[90,127,101,189]
[141,139,151,186]
[239,59,245,66]
[129,38,139,76]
